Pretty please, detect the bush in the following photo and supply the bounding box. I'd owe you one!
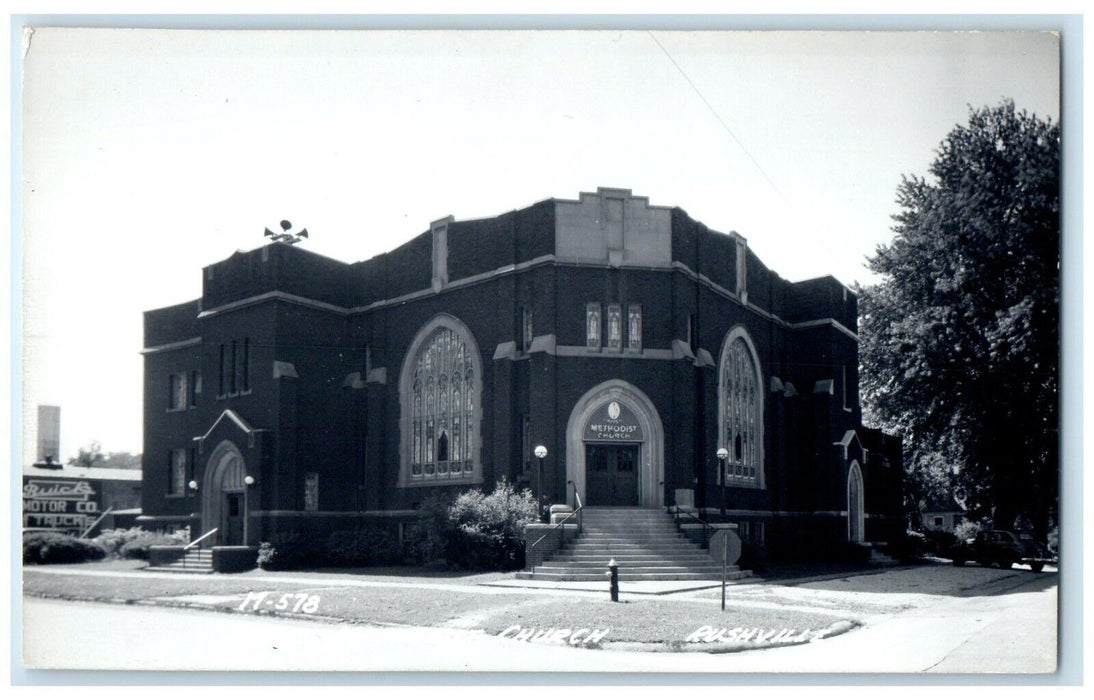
[118,530,188,560]
[323,527,403,567]
[445,478,538,570]
[257,531,313,571]
[403,492,454,566]
[886,530,927,563]
[921,529,957,555]
[24,531,107,565]
[93,527,189,559]
[953,519,983,543]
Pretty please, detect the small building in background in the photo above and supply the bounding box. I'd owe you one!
[919,495,966,533]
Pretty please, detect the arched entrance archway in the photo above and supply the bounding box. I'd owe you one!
[202,440,248,545]
[566,380,664,507]
[847,461,865,544]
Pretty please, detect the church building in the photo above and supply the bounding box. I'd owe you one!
[139,188,903,559]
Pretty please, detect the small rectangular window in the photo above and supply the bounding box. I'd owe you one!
[167,449,186,496]
[627,304,642,351]
[168,373,187,411]
[586,303,601,350]
[607,304,622,350]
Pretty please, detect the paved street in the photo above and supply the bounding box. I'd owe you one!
[20,563,1058,674]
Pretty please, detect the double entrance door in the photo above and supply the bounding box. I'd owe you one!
[586,443,639,506]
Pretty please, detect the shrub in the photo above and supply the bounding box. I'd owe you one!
[953,519,983,543]
[886,530,927,563]
[93,527,189,559]
[445,478,538,570]
[118,530,188,560]
[921,528,957,555]
[23,531,107,565]
[323,527,403,567]
[257,531,313,571]
[404,492,456,566]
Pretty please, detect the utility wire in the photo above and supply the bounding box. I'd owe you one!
[647,31,805,223]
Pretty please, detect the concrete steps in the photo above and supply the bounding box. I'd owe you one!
[145,548,215,574]
[520,507,751,582]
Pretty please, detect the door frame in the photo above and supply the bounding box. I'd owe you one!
[565,380,664,508]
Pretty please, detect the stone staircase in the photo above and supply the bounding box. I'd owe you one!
[145,547,214,574]
[518,507,752,582]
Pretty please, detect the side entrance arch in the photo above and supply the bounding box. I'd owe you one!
[202,440,248,545]
[566,380,664,507]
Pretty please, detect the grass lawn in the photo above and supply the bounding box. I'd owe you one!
[22,561,849,646]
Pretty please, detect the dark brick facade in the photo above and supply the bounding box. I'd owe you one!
[139,188,903,557]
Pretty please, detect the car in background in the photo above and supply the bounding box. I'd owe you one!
[950,529,1057,572]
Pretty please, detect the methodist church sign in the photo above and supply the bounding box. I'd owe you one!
[583,400,644,442]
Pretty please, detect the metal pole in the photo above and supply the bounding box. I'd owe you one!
[537,456,543,522]
[720,458,727,518]
[721,531,727,611]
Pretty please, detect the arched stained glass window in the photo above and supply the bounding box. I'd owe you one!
[404,320,480,484]
[719,331,763,487]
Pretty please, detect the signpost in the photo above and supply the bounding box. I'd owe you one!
[709,524,741,612]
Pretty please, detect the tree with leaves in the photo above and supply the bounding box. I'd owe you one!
[68,440,104,468]
[858,100,1059,539]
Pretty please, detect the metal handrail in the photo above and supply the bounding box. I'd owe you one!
[528,485,585,574]
[184,527,218,550]
[669,504,713,550]
[79,507,113,539]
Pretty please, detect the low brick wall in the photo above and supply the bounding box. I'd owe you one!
[213,546,258,573]
[525,523,578,569]
[148,545,185,567]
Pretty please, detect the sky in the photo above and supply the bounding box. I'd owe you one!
[19,27,1061,464]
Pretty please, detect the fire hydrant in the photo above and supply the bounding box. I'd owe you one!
[607,558,619,602]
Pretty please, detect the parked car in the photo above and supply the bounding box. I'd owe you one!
[950,529,1056,572]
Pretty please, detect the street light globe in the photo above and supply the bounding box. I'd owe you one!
[534,445,548,459]
[716,448,729,460]
[188,480,199,491]
[244,475,255,486]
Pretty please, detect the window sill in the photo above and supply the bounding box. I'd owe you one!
[166,407,187,414]
[401,476,482,488]
[165,493,188,499]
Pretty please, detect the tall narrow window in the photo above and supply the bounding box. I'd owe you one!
[304,473,319,511]
[218,344,227,396]
[607,304,622,350]
[241,338,251,392]
[404,318,481,484]
[627,304,642,351]
[189,370,201,408]
[521,307,534,352]
[586,303,601,350]
[167,449,186,496]
[168,373,187,411]
[719,330,763,487]
[229,341,238,394]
